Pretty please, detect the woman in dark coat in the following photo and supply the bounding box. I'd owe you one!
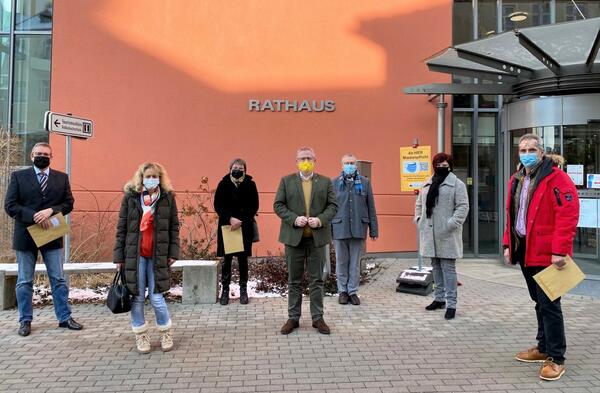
[114,162,180,353]
[214,158,259,305]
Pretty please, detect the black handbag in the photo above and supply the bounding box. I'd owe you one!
[106,269,132,314]
[252,218,259,243]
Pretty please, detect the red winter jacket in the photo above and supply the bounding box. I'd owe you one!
[503,157,579,267]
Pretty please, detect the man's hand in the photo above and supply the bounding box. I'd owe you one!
[307,217,321,228]
[33,208,53,224]
[370,236,378,241]
[115,262,125,271]
[552,255,567,270]
[230,217,242,230]
[167,258,176,267]
[294,216,308,227]
[503,248,512,265]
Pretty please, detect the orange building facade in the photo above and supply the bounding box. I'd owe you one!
[48,0,453,257]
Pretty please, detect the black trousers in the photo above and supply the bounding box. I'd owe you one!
[515,236,566,364]
[221,253,248,288]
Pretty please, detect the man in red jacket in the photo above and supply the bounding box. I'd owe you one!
[503,134,579,381]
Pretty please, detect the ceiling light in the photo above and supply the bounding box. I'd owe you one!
[509,11,528,22]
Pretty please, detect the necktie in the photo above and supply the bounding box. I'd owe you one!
[39,172,47,193]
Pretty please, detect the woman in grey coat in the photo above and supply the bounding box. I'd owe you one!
[414,153,469,319]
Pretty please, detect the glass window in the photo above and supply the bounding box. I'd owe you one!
[478,113,498,253]
[0,36,8,129]
[509,126,560,173]
[452,112,473,254]
[0,0,11,32]
[556,0,600,22]
[453,0,473,45]
[12,35,50,162]
[15,0,52,31]
[452,75,473,108]
[502,1,551,31]
[478,0,497,39]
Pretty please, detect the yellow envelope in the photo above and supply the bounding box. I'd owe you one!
[221,225,244,255]
[533,256,585,301]
[27,213,70,248]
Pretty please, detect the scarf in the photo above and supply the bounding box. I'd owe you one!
[140,188,160,232]
[425,171,450,218]
[338,171,362,194]
[230,174,245,187]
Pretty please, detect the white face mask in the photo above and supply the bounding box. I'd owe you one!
[143,177,160,190]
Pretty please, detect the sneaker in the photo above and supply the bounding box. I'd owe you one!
[280,319,299,335]
[349,294,360,305]
[338,292,349,304]
[135,332,151,354]
[312,319,330,334]
[159,328,174,352]
[444,308,456,319]
[515,347,548,363]
[425,300,446,310]
[540,358,565,381]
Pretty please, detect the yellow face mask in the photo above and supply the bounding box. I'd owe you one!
[297,160,315,173]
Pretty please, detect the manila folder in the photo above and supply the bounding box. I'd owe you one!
[27,213,70,248]
[533,256,585,301]
[221,225,244,255]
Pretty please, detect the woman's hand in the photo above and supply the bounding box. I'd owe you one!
[167,258,176,267]
[230,217,242,230]
[115,262,124,271]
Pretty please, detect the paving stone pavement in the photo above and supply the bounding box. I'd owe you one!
[1,258,599,393]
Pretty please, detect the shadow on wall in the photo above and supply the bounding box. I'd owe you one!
[50,1,451,258]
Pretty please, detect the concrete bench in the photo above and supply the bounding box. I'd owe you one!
[0,260,220,310]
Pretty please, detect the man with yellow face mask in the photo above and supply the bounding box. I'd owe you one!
[274,147,338,335]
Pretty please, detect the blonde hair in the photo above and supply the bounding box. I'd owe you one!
[124,162,174,193]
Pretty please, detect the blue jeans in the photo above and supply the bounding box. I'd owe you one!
[16,248,71,323]
[131,256,170,328]
[431,258,457,309]
[334,238,364,295]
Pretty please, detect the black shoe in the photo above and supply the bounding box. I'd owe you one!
[444,308,456,320]
[58,318,83,330]
[425,300,446,311]
[349,294,360,305]
[18,321,31,336]
[240,287,249,305]
[338,292,349,304]
[220,288,229,305]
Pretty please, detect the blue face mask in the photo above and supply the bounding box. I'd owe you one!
[519,153,540,169]
[343,164,357,176]
[143,178,160,190]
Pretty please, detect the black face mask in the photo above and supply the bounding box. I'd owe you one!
[231,170,244,179]
[434,166,450,176]
[33,156,50,169]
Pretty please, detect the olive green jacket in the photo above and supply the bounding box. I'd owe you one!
[273,173,338,247]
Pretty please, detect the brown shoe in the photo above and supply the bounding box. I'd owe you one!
[312,319,330,334]
[515,347,548,363]
[339,292,349,304]
[280,319,299,335]
[540,358,565,381]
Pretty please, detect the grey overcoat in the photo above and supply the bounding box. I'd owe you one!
[331,174,378,240]
[414,172,469,259]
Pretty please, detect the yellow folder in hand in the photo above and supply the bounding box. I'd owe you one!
[533,256,585,301]
[221,225,244,255]
[27,212,70,248]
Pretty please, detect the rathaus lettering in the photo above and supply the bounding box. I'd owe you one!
[248,99,335,112]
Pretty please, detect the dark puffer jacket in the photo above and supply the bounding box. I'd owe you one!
[113,187,180,294]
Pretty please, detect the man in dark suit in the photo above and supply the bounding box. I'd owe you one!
[274,147,337,335]
[4,142,83,336]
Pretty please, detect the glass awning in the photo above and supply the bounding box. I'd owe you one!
[405,17,600,97]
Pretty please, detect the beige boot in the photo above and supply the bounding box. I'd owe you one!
[158,320,174,352]
[132,323,151,354]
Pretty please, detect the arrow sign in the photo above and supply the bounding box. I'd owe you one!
[45,111,93,139]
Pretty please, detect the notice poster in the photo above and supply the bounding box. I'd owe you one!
[567,164,584,186]
[400,146,431,192]
[587,174,600,189]
[578,199,599,228]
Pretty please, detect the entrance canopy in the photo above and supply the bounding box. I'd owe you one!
[405,17,600,97]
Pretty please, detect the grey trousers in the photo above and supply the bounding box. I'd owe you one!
[431,258,457,309]
[333,238,364,295]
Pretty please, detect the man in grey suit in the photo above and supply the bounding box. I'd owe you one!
[274,147,337,335]
[331,154,378,306]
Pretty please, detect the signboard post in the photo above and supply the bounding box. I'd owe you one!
[44,111,93,263]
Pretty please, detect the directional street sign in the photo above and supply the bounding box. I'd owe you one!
[44,111,93,139]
